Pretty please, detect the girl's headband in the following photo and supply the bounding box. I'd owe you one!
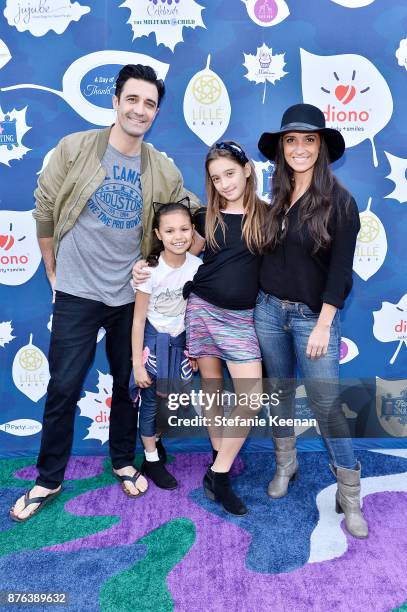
[152,196,191,215]
[214,142,249,164]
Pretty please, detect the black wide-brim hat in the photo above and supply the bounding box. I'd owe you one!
[258,103,345,163]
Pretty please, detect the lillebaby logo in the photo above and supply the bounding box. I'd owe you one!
[300,49,393,166]
[0,106,31,166]
[78,371,112,444]
[1,51,169,126]
[373,294,407,365]
[241,0,290,27]
[12,334,50,402]
[353,197,387,281]
[0,419,42,437]
[120,0,205,52]
[0,211,42,286]
[3,0,90,36]
[376,378,407,438]
[183,55,231,146]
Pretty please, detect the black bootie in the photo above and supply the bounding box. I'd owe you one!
[203,468,248,516]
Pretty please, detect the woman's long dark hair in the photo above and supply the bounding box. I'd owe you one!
[264,135,351,253]
[146,202,193,267]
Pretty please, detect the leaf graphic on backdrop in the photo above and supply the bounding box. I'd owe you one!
[78,371,112,444]
[384,152,407,203]
[37,147,55,175]
[241,0,290,27]
[300,49,393,167]
[353,197,387,281]
[340,337,359,364]
[243,43,287,103]
[12,334,50,402]
[330,0,375,6]
[4,0,90,36]
[373,294,407,365]
[252,159,274,203]
[0,39,11,70]
[396,38,407,71]
[0,106,31,166]
[183,55,231,146]
[120,0,205,52]
[0,321,15,348]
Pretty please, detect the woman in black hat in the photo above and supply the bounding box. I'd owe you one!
[255,103,368,538]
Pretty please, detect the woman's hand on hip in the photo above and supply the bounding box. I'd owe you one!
[306,323,331,360]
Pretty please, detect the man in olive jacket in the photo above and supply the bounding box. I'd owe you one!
[10,64,200,521]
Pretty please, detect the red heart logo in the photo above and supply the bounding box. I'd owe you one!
[105,397,112,409]
[0,234,14,250]
[335,85,356,105]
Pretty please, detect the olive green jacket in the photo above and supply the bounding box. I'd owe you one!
[33,126,200,258]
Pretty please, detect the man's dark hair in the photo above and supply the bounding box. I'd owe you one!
[115,64,165,105]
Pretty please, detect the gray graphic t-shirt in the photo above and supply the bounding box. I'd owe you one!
[56,144,143,306]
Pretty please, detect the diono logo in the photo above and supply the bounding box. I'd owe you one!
[0,211,41,286]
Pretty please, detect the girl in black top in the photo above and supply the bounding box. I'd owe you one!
[255,104,367,538]
[184,141,267,516]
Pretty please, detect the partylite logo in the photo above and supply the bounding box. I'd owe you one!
[373,294,407,365]
[183,55,231,146]
[0,419,42,437]
[253,160,274,203]
[353,197,387,281]
[78,371,113,444]
[243,43,288,104]
[120,0,205,51]
[0,106,31,165]
[12,334,50,402]
[241,0,290,27]
[3,0,90,36]
[300,49,393,167]
[0,211,42,286]
[0,51,169,126]
[376,378,407,438]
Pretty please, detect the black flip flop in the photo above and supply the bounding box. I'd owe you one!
[10,488,62,522]
[112,470,148,499]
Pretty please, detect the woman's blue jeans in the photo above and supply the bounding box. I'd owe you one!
[254,291,357,469]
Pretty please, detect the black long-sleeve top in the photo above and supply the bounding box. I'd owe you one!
[260,187,360,312]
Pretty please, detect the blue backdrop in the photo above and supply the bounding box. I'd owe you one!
[0,0,406,458]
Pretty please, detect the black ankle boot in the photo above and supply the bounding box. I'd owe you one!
[203,468,248,516]
[156,438,167,464]
[211,449,218,465]
[142,459,177,490]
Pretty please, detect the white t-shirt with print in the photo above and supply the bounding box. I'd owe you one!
[137,252,202,336]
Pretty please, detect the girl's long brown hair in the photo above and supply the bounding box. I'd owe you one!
[264,136,351,253]
[205,142,267,254]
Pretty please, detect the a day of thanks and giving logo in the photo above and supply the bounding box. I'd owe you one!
[376,378,407,438]
[0,51,169,126]
[0,210,42,286]
[3,0,90,36]
[120,0,205,51]
[353,197,387,281]
[300,49,393,167]
[184,55,231,146]
[12,334,50,402]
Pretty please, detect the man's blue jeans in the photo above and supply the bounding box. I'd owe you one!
[254,291,357,469]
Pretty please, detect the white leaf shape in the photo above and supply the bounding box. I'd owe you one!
[78,371,112,444]
[0,39,11,70]
[395,38,407,70]
[353,197,387,281]
[1,51,169,126]
[37,147,55,175]
[253,159,274,203]
[120,0,205,52]
[0,419,42,436]
[183,55,231,146]
[330,0,375,6]
[0,210,42,286]
[4,0,90,36]
[339,337,359,364]
[373,294,407,364]
[241,0,290,27]
[384,152,407,203]
[0,105,31,165]
[300,49,393,167]
[12,334,50,402]
[243,43,287,104]
[0,321,16,347]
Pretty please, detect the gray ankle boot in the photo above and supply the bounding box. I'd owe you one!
[267,436,298,498]
[330,462,369,539]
